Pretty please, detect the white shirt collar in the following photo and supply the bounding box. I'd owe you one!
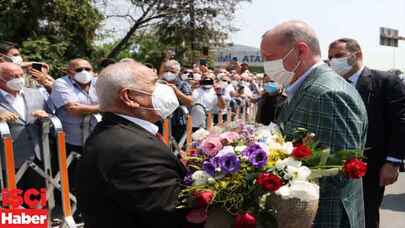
[348,66,365,87]
[116,114,159,135]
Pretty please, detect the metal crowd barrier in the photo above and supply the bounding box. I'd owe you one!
[0,121,16,193]
[47,116,77,228]
[0,114,100,227]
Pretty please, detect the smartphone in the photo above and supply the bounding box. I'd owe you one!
[200,59,208,66]
[32,63,43,71]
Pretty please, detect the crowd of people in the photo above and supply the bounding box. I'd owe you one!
[0,19,405,228]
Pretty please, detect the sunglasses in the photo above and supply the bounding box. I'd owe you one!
[75,67,92,73]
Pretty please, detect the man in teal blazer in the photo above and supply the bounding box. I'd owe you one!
[261,20,368,228]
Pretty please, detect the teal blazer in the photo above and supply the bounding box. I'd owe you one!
[277,64,368,228]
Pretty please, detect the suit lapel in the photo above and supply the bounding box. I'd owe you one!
[0,91,18,114]
[282,64,328,122]
[0,90,26,123]
[355,67,373,106]
[102,113,188,175]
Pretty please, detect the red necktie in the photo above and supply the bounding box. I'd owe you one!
[155,132,164,143]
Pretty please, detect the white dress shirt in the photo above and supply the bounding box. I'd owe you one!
[117,114,159,135]
[0,89,26,120]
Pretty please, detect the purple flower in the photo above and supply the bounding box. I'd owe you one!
[219,153,240,174]
[183,174,193,186]
[248,148,268,168]
[203,160,216,177]
[242,144,262,157]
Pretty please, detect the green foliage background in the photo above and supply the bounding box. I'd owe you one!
[0,0,250,76]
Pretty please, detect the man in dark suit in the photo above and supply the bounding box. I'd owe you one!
[328,38,405,228]
[75,61,189,228]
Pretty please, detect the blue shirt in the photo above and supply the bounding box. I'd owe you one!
[285,62,323,100]
[50,76,98,146]
[348,66,365,87]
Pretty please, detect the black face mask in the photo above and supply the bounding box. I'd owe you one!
[200,79,214,86]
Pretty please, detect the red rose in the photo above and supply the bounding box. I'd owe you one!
[343,159,367,179]
[292,145,312,160]
[256,173,283,192]
[193,190,214,208]
[235,212,256,228]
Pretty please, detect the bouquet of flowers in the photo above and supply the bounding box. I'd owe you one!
[178,122,367,228]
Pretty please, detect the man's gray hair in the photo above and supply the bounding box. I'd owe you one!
[96,62,139,111]
[163,60,181,72]
[275,21,321,55]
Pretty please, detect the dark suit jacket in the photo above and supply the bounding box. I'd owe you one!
[76,113,188,228]
[356,67,405,168]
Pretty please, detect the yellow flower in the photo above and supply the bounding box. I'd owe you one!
[267,149,288,168]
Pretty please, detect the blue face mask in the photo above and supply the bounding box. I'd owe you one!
[263,82,280,94]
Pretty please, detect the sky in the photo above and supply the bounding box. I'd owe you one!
[230,0,405,70]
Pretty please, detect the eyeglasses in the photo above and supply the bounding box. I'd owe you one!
[75,67,92,73]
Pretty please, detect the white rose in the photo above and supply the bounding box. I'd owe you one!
[275,157,302,170]
[281,142,294,155]
[192,128,210,141]
[286,166,311,181]
[191,170,211,186]
[268,138,293,155]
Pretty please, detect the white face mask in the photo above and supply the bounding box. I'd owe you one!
[151,83,179,119]
[5,77,25,91]
[10,56,23,65]
[181,74,188,81]
[193,73,202,81]
[263,48,300,87]
[202,85,213,90]
[329,57,353,76]
[74,70,93,84]
[163,72,177,81]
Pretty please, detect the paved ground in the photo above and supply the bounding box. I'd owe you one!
[380,172,405,228]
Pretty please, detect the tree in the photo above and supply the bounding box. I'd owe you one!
[154,0,248,65]
[99,0,249,60]
[0,0,103,75]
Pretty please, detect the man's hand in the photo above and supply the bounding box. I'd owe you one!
[167,83,180,96]
[31,69,47,83]
[379,163,400,186]
[32,110,49,119]
[0,111,18,122]
[65,102,82,116]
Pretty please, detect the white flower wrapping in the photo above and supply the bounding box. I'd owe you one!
[276,181,320,202]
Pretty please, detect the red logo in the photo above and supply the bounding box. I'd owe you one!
[1,189,48,227]
[0,209,48,227]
